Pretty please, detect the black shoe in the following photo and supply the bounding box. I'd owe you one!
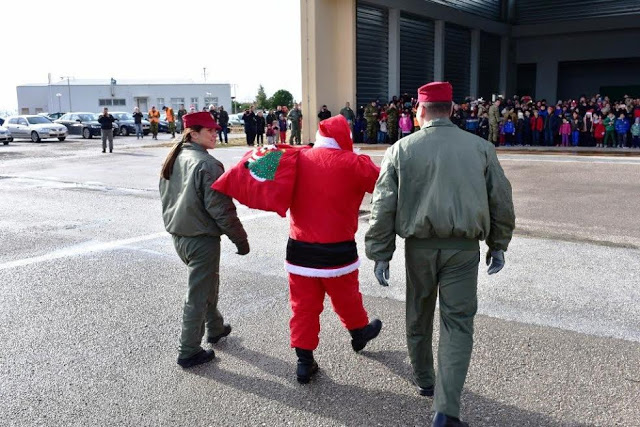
[349,319,382,352]
[412,378,434,397]
[109,149,112,153]
[432,412,468,427]
[177,349,215,368]
[207,324,232,344]
[102,149,106,153]
[295,348,319,384]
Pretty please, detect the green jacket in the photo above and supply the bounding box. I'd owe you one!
[364,105,378,122]
[604,117,615,132]
[340,107,355,122]
[488,104,501,125]
[365,118,515,261]
[159,143,247,244]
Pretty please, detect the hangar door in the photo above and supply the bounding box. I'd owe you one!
[444,24,471,102]
[356,3,388,106]
[478,32,500,100]
[399,13,434,98]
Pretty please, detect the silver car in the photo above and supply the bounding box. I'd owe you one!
[4,115,68,142]
[0,125,12,145]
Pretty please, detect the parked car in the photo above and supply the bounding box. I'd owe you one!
[0,124,12,145]
[143,113,168,133]
[3,115,68,142]
[109,112,150,136]
[55,112,106,139]
[39,112,65,121]
[228,112,244,126]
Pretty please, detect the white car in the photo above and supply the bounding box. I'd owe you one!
[3,115,68,142]
[0,125,12,145]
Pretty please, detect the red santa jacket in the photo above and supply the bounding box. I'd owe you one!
[286,147,380,278]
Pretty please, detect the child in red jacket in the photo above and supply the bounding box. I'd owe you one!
[560,118,571,147]
[593,115,605,147]
[530,110,544,146]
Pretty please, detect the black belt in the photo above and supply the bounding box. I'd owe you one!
[286,238,357,268]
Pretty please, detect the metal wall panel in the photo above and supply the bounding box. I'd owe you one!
[400,13,435,98]
[428,0,503,21]
[444,24,471,101]
[516,0,640,24]
[356,3,389,106]
[478,32,501,100]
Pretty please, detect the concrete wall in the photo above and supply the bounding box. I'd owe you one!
[301,0,356,143]
[16,84,231,115]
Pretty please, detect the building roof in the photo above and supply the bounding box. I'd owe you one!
[19,78,230,87]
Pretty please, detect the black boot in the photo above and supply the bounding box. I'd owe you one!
[349,319,382,352]
[207,324,232,344]
[432,412,469,427]
[177,349,215,369]
[295,348,318,384]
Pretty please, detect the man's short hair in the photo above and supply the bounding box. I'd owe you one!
[422,102,451,116]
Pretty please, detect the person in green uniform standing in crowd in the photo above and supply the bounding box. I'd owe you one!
[288,103,303,144]
[177,104,187,133]
[159,111,250,369]
[364,101,379,143]
[488,98,501,145]
[365,82,515,427]
[340,101,355,133]
[386,102,399,144]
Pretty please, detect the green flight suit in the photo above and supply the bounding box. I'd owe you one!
[488,103,501,143]
[159,142,248,359]
[386,106,399,143]
[288,108,303,144]
[365,118,515,419]
[364,104,379,143]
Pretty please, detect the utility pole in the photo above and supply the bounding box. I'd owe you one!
[60,76,73,112]
[203,67,207,82]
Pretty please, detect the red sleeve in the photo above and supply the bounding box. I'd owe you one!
[357,154,381,194]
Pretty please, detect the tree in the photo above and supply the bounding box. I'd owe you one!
[255,84,269,109]
[268,89,294,109]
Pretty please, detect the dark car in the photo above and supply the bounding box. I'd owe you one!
[143,112,169,133]
[110,112,150,136]
[55,112,104,139]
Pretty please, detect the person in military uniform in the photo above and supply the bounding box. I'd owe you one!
[177,104,187,133]
[364,101,379,143]
[288,103,303,144]
[159,111,250,369]
[365,82,515,427]
[340,101,355,133]
[386,102,399,144]
[488,99,501,146]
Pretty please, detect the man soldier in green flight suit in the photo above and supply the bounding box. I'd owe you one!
[386,102,399,143]
[364,100,379,143]
[288,103,303,145]
[365,82,515,427]
[340,101,355,133]
[488,98,501,145]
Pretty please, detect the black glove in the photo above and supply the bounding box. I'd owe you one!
[374,260,390,287]
[235,240,250,256]
[486,250,505,275]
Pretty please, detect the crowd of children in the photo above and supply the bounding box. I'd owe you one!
[349,93,640,148]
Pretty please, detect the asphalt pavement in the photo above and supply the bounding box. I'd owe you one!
[1,134,639,426]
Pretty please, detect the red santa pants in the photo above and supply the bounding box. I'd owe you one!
[280,131,287,142]
[288,270,369,350]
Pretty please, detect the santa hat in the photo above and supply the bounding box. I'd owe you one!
[314,114,353,151]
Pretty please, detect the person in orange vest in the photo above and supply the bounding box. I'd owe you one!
[163,106,176,138]
[148,106,161,140]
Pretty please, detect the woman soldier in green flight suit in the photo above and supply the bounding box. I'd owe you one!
[160,111,250,369]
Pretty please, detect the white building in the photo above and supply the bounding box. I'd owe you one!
[16,79,232,115]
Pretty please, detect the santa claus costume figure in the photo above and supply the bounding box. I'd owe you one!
[286,114,383,383]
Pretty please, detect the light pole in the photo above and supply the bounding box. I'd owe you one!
[55,93,62,113]
[60,76,73,111]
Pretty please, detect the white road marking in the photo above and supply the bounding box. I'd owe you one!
[0,211,276,271]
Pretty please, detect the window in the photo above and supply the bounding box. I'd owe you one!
[190,97,199,111]
[20,108,29,114]
[204,97,218,108]
[99,98,125,106]
[18,118,28,125]
[35,108,43,113]
[60,114,70,120]
[157,98,165,107]
[170,97,185,111]
[9,118,18,124]
[99,99,112,106]
[113,99,126,106]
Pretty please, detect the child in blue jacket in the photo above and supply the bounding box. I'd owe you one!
[503,117,516,146]
[614,114,630,148]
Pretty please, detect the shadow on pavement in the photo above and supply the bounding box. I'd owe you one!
[190,340,586,427]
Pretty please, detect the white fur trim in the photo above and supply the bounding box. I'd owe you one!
[286,259,361,278]
[314,131,341,150]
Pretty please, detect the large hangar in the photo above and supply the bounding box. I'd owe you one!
[300,0,640,142]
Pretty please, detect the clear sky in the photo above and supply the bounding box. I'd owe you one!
[0,0,301,114]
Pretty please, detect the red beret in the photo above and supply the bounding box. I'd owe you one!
[183,111,221,130]
[418,82,453,103]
